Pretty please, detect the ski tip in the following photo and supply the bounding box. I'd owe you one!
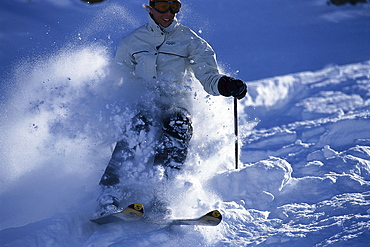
[202,210,222,226]
[207,210,222,220]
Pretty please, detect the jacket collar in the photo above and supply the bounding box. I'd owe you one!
[147,14,178,35]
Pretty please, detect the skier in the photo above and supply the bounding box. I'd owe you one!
[96,0,247,216]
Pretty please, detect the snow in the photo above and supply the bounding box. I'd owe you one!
[0,0,370,246]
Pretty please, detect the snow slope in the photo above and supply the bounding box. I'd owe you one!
[1,0,370,246]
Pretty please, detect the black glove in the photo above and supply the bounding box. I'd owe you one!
[218,76,247,99]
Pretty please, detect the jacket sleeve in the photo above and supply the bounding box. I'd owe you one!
[114,37,136,77]
[188,32,223,96]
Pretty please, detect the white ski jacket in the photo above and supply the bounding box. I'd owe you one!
[115,15,224,100]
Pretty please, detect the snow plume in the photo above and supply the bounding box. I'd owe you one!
[166,92,236,215]
[0,43,118,225]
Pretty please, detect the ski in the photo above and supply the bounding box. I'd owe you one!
[147,210,222,226]
[91,203,144,225]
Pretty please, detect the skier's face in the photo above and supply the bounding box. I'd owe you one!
[150,7,176,28]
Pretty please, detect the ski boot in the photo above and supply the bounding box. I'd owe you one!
[96,194,120,217]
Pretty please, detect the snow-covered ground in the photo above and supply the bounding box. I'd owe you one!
[1,0,369,246]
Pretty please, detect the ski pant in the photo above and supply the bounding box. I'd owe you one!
[99,107,193,187]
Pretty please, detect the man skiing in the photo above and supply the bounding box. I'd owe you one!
[96,0,247,216]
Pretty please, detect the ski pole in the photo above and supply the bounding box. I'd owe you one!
[234,97,239,169]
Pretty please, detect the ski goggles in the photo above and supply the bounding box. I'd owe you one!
[150,1,181,14]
